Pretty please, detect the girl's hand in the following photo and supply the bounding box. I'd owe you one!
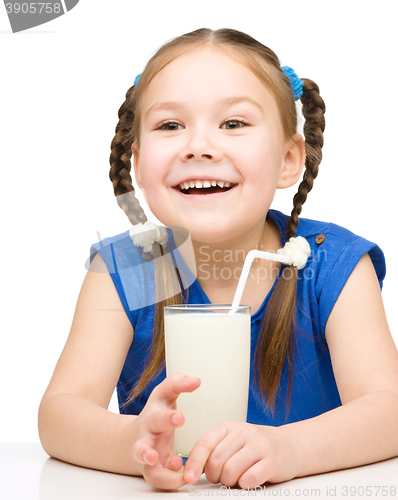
[131,372,201,490]
[183,421,303,489]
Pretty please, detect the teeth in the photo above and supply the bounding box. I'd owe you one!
[178,180,235,190]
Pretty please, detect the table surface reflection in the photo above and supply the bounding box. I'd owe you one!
[1,444,398,499]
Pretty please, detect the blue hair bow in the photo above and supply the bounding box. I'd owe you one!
[282,66,303,100]
[134,73,141,86]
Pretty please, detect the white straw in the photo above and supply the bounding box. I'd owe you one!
[229,250,292,315]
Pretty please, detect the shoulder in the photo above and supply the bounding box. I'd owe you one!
[89,230,144,273]
[296,215,386,289]
[88,226,196,315]
[88,229,156,320]
[269,210,387,338]
[271,210,387,343]
[269,209,386,286]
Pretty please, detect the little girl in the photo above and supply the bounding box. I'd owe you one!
[38,28,398,490]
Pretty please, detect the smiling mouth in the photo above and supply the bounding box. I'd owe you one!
[174,184,237,195]
[177,186,233,195]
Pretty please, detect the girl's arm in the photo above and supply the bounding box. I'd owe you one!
[182,253,398,487]
[38,253,143,475]
[283,252,398,476]
[38,254,198,489]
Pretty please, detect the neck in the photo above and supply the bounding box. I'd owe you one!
[191,219,282,294]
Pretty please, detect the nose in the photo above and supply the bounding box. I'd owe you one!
[179,130,223,163]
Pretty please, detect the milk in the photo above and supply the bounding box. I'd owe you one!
[164,309,251,457]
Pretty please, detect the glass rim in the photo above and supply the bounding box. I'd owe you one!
[164,304,250,312]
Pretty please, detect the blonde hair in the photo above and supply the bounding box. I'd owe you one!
[109,28,325,414]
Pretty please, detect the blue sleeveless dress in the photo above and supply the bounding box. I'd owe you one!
[89,210,386,426]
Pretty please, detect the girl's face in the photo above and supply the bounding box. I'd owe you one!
[133,46,300,246]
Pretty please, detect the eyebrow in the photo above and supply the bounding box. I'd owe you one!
[219,96,264,113]
[144,96,264,119]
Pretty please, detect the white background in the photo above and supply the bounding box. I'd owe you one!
[1,0,397,443]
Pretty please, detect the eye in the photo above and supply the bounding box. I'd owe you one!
[157,121,183,131]
[221,118,247,130]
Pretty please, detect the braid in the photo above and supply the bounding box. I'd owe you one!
[286,79,326,239]
[255,78,326,416]
[109,84,147,226]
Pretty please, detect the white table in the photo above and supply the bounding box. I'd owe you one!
[1,444,398,499]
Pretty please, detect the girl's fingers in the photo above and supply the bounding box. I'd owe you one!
[132,409,184,465]
[144,462,187,490]
[218,448,260,488]
[147,409,184,434]
[238,459,269,490]
[150,372,201,405]
[183,425,228,483]
[169,453,184,471]
[203,434,246,485]
[132,441,159,465]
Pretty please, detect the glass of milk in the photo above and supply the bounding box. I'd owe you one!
[164,304,251,459]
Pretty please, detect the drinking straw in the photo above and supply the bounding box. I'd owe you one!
[229,250,292,314]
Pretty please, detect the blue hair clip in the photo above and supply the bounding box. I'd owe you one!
[134,73,141,86]
[282,66,303,100]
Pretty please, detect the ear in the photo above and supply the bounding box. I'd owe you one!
[277,134,306,189]
[132,142,142,190]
